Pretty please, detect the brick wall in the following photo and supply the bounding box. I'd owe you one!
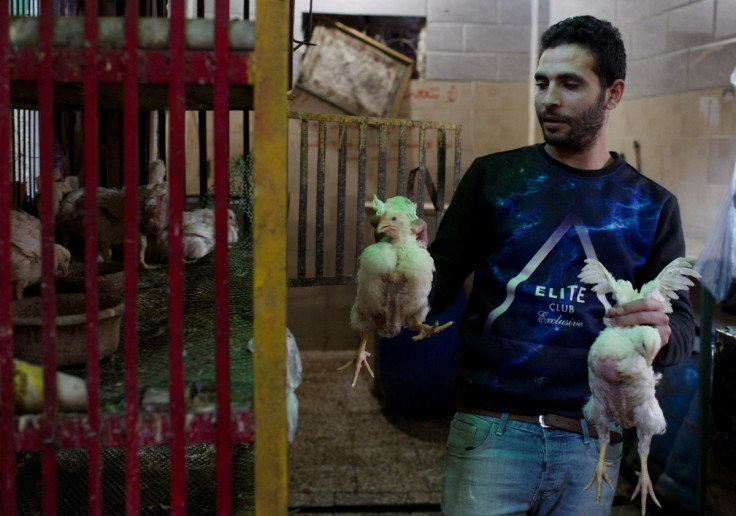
[550,0,736,98]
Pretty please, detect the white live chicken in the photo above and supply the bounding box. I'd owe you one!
[10,210,71,299]
[578,257,699,515]
[339,195,453,387]
[148,208,239,262]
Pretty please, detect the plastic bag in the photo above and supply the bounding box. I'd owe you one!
[247,327,303,443]
[694,159,736,303]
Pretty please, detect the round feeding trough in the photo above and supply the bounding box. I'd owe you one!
[59,261,125,297]
[12,293,125,366]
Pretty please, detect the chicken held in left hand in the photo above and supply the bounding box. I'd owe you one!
[578,256,699,515]
[339,195,453,387]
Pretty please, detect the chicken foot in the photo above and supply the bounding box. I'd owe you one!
[337,333,374,388]
[409,320,453,341]
[584,439,614,502]
[137,234,158,270]
[631,450,660,515]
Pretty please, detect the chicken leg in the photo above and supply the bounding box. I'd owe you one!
[584,431,614,502]
[409,320,453,341]
[337,333,374,387]
[631,437,660,515]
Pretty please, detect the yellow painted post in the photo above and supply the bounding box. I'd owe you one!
[254,0,289,515]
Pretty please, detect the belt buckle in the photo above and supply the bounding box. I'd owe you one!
[539,415,550,428]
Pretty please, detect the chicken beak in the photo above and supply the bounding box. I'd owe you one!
[59,263,69,277]
[376,214,391,235]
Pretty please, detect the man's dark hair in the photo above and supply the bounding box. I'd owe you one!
[539,15,626,89]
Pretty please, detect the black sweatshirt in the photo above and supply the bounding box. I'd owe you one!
[427,144,696,419]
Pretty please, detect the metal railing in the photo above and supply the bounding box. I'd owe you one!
[287,111,463,288]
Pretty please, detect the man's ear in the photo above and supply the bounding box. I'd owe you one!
[606,79,625,110]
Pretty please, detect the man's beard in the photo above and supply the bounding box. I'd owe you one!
[538,90,607,152]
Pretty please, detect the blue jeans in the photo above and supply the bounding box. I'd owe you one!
[442,411,622,516]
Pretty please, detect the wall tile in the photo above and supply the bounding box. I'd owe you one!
[426,52,497,81]
[667,0,715,52]
[549,0,616,24]
[715,0,736,39]
[624,59,648,99]
[715,94,736,134]
[628,15,669,60]
[498,0,533,25]
[538,0,551,27]
[425,24,464,51]
[428,0,497,23]
[708,138,736,185]
[407,80,476,111]
[496,53,534,82]
[471,82,507,111]
[474,81,530,114]
[649,0,691,15]
[616,0,653,26]
[641,50,690,97]
[464,24,531,53]
[688,41,736,90]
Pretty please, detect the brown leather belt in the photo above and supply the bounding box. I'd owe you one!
[457,405,623,444]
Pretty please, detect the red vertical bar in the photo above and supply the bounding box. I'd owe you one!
[123,2,141,515]
[214,0,232,513]
[38,10,60,516]
[168,1,187,513]
[38,1,58,514]
[83,1,102,514]
[0,3,15,514]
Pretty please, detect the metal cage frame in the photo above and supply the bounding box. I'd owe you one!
[0,0,289,514]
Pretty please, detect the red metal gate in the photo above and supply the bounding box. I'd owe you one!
[0,1,289,514]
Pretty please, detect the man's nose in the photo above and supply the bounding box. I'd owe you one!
[542,85,560,108]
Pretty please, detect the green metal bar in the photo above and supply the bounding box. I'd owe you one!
[454,126,462,189]
[396,125,407,197]
[316,120,326,280]
[377,124,388,200]
[336,121,347,276]
[436,128,447,225]
[417,126,426,219]
[254,0,289,513]
[285,111,463,287]
[297,119,308,280]
[355,123,367,273]
[698,285,713,516]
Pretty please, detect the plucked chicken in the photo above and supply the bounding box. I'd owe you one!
[10,209,70,299]
[339,195,453,387]
[147,208,239,262]
[578,257,699,514]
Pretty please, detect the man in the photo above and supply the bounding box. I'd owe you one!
[426,15,695,515]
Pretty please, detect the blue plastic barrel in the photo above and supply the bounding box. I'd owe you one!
[654,390,700,512]
[648,353,700,473]
[373,289,466,416]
